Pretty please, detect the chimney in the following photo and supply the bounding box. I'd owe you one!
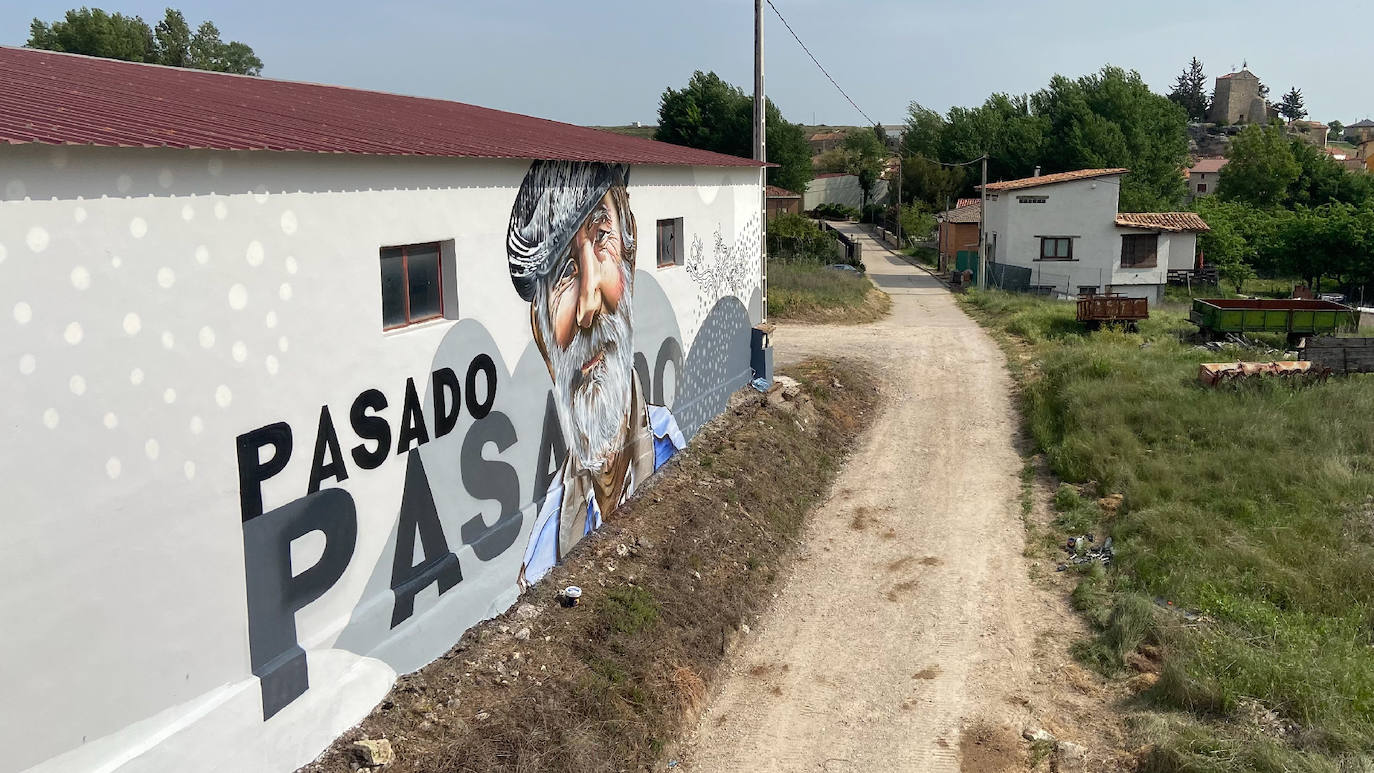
[1033,165,1041,177]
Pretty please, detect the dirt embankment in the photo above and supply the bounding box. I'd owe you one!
[299,359,878,773]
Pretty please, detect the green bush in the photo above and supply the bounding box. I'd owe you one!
[767,213,844,266]
[809,203,859,221]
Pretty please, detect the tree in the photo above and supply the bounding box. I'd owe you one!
[27,7,262,75]
[655,71,813,194]
[153,9,191,67]
[1217,125,1301,207]
[1329,121,1345,142]
[842,129,887,211]
[1278,87,1307,122]
[1168,57,1209,122]
[1030,67,1190,210]
[27,8,154,63]
[898,154,966,212]
[900,102,945,158]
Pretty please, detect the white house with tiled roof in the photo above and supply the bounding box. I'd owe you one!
[979,169,1209,304]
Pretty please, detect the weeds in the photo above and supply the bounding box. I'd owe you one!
[960,289,1374,771]
[766,261,890,322]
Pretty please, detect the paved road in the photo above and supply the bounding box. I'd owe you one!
[682,224,1038,771]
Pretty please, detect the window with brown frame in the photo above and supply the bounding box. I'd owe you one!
[1120,234,1159,268]
[1039,236,1073,260]
[380,242,444,330]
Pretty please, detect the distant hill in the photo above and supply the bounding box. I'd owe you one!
[590,125,657,139]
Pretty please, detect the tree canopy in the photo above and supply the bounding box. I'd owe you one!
[1168,57,1210,122]
[1278,87,1307,122]
[27,7,262,75]
[655,71,812,194]
[899,66,1189,211]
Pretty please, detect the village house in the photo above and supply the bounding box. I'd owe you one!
[1188,157,1227,198]
[1345,119,1374,144]
[766,184,802,219]
[980,168,1209,304]
[1289,120,1330,146]
[936,198,981,271]
[807,130,846,155]
[0,46,766,773]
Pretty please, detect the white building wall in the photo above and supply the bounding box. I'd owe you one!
[983,175,1180,303]
[801,174,890,210]
[0,144,763,773]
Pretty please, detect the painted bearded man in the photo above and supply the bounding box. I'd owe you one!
[508,161,685,587]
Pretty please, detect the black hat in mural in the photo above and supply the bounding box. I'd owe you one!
[506,160,631,302]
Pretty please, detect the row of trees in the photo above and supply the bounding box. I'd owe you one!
[656,71,813,195]
[1200,124,1374,293]
[27,7,263,75]
[900,66,1191,212]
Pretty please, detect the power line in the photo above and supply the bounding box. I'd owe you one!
[765,0,875,126]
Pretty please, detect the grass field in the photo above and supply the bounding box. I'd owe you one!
[767,261,890,323]
[960,290,1374,772]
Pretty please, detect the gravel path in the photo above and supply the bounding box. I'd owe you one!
[682,224,1042,772]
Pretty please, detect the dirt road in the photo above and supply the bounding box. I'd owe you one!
[682,224,1050,771]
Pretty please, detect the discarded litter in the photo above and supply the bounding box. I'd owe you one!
[559,586,583,607]
[1057,534,1113,571]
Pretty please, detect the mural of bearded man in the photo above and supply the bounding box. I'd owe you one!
[507,161,685,587]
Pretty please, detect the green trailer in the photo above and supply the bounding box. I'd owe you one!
[1190,298,1360,343]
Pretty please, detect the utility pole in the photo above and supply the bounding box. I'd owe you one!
[754,0,767,321]
[977,154,988,290]
[894,154,902,246]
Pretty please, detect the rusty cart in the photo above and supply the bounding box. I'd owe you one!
[1076,293,1149,330]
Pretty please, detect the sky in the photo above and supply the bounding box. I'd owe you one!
[3,0,1370,130]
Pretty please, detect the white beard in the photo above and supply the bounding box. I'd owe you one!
[539,265,635,473]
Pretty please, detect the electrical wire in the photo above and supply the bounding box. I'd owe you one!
[765,0,875,126]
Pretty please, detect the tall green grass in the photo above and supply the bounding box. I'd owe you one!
[767,261,873,319]
[961,290,1374,771]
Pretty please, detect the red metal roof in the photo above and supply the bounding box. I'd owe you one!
[0,46,764,168]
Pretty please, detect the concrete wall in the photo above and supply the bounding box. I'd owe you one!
[802,174,890,211]
[0,144,763,773]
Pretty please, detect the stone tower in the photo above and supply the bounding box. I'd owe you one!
[1208,69,1265,124]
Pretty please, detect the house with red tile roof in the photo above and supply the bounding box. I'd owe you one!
[1188,157,1228,199]
[978,169,1208,303]
[0,45,768,773]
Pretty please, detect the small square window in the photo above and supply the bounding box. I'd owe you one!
[1196,183,1208,193]
[656,217,684,268]
[380,242,446,330]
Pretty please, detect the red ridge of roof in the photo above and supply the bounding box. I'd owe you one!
[0,46,764,168]
[765,185,800,198]
[980,168,1128,192]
